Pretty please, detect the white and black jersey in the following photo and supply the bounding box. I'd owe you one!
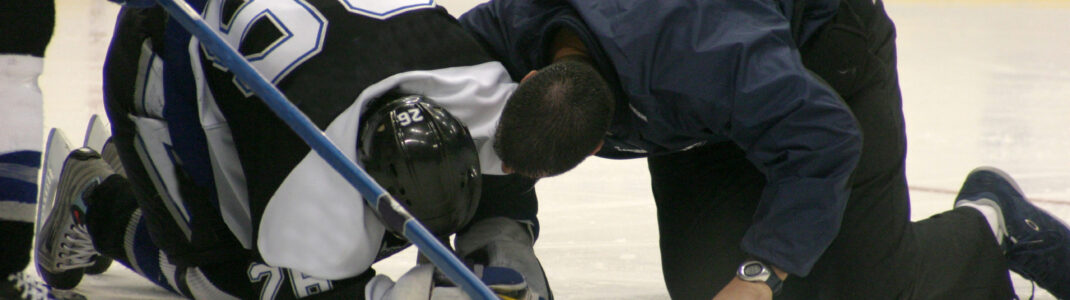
[103,0,516,282]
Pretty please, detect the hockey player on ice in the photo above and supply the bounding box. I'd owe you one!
[33,0,548,299]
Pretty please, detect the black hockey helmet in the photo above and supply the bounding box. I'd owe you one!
[359,94,482,237]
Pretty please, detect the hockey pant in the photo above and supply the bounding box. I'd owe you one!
[84,174,373,299]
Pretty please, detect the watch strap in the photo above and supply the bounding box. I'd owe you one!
[738,260,783,295]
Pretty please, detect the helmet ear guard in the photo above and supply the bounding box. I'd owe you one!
[359,94,482,238]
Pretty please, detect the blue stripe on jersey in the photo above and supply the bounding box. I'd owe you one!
[0,151,42,169]
[0,178,36,204]
[0,151,41,204]
[162,0,219,204]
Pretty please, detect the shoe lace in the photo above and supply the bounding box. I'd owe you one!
[50,178,100,272]
[7,272,55,300]
[1005,223,1067,298]
[55,223,97,270]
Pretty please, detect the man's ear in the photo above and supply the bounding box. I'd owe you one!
[521,70,538,83]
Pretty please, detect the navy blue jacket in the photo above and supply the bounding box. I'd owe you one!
[459,0,859,276]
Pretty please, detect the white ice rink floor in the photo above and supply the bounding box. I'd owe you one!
[30,0,1070,299]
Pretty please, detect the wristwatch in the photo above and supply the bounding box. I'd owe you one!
[736,260,783,295]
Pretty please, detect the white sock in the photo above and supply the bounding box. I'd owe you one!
[0,54,45,154]
[956,201,1005,246]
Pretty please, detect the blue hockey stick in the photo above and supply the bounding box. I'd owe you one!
[153,0,497,298]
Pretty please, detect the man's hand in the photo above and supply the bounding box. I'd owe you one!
[711,265,788,300]
[712,277,773,300]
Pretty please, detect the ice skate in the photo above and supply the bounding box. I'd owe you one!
[34,144,112,290]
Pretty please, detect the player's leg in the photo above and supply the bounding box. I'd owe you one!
[39,165,378,299]
[0,0,55,276]
[24,5,186,293]
[100,100,378,299]
[0,0,82,299]
[37,139,376,299]
[646,142,767,299]
[34,144,171,291]
[83,164,181,293]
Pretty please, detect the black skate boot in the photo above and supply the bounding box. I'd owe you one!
[34,148,112,289]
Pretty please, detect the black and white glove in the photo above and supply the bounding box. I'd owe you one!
[364,264,542,300]
[455,217,551,299]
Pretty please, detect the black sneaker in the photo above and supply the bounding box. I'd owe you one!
[34,148,111,290]
[0,271,85,300]
[955,166,1070,298]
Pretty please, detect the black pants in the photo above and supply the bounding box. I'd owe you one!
[649,0,1013,299]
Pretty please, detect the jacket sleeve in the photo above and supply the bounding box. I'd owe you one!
[714,2,862,276]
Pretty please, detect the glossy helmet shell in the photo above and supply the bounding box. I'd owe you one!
[359,95,481,237]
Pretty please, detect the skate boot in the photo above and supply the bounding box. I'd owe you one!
[0,271,85,300]
[34,148,112,290]
[955,166,1070,298]
[82,138,122,276]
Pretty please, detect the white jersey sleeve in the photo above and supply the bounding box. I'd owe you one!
[257,61,515,279]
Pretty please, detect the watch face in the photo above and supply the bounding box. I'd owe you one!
[743,263,764,277]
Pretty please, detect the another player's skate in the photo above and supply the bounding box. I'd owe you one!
[34,146,113,290]
[955,166,1070,298]
[0,270,86,300]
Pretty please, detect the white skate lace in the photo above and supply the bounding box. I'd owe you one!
[7,272,53,300]
[56,223,97,270]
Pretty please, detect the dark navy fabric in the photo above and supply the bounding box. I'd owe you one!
[0,151,41,204]
[459,0,858,275]
[162,0,216,191]
[130,214,177,293]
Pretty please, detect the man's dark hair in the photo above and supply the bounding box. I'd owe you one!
[494,58,614,178]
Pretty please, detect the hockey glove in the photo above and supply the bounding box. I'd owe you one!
[364,264,543,300]
[455,217,551,298]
